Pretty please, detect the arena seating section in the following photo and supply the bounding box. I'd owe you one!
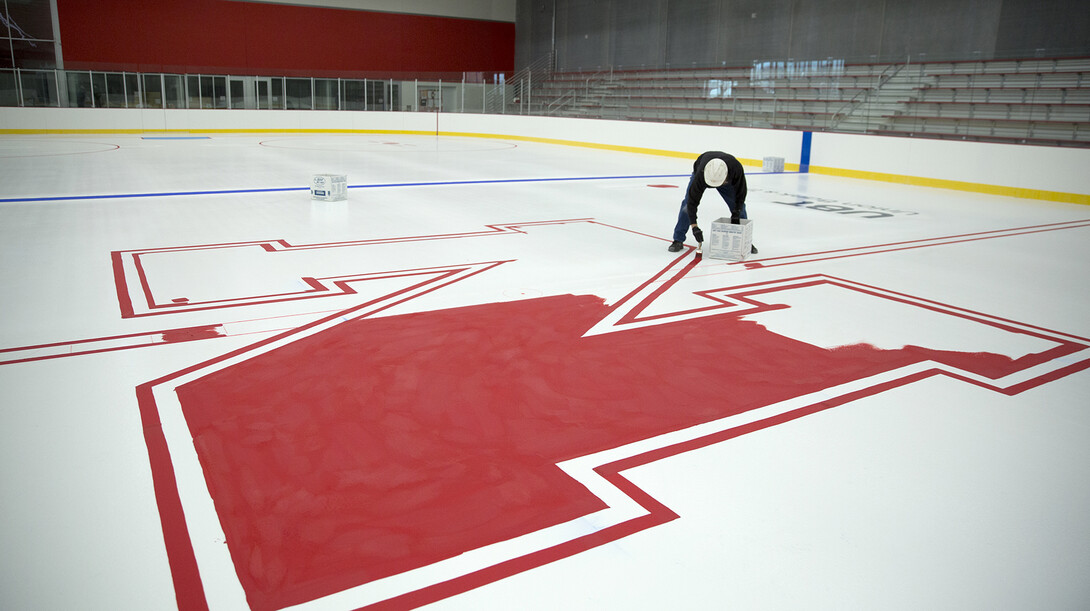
[525,57,1090,147]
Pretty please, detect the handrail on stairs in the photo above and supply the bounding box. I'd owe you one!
[829,61,907,129]
[484,50,557,114]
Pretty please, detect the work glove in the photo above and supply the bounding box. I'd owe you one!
[692,226,704,243]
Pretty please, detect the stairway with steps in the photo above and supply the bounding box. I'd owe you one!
[832,69,934,133]
[521,57,1090,146]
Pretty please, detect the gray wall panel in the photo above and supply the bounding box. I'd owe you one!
[516,0,557,68]
[995,0,1090,56]
[665,0,719,69]
[557,0,612,71]
[611,0,669,69]
[880,0,1001,61]
[789,0,885,62]
[517,0,1090,72]
[720,0,796,64]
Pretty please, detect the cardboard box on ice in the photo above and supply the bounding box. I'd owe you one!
[706,217,753,261]
[311,174,347,201]
[762,156,784,172]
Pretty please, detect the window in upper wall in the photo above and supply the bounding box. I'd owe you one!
[2,0,57,69]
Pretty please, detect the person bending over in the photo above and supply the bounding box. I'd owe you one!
[668,151,757,254]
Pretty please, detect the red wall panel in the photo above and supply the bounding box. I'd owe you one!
[56,0,514,77]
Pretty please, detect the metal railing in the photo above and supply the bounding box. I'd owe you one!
[0,68,517,113]
[828,62,906,129]
[483,51,556,114]
[4,54,1089,148]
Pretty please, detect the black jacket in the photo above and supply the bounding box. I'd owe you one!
[685,151,747,226]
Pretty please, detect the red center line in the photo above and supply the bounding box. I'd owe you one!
[10,219,1088,366]
[0,324,228,366]
[691,218,1090,273]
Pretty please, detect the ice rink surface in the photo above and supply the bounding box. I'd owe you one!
[1,133,1088,610]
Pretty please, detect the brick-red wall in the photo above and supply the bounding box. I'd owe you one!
[57,0,514,77]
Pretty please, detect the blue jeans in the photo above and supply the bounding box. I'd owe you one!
[672,182,746,243]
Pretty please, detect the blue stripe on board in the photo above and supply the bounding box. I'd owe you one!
[800,131,812,173]
[0,170,798,204]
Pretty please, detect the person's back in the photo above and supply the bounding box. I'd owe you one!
[668,151,755,254]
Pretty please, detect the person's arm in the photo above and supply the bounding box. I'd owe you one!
[732,169,748,222]
[689,191,704,242]
[686,176,704,228]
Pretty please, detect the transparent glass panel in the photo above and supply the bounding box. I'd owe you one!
[285,78,311,109]
[163,74,184,108]
[124,73,140,107]
[271,78,284,109]
[314,78,337,110]
[90,72,107,107]
[186,75,199,109]
[256,79,270,109]
[211,75,227,109]
[704,79,732,99]
[143,74,163,108]
[367,80,387,110]
[229,78,244,109]
[104,73,125,108]
[198,76,214,108]
[185,74,198,108]
[67,71,92,107]
[0,70,18,106]
[342,80,365,110]
[20,70,56,106]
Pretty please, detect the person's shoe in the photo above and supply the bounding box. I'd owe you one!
[667,241,684,252]
[750,244,758,254]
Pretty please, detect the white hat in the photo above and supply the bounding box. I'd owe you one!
[703,158,728,187]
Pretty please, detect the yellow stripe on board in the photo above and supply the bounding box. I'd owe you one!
[442,130,700,160]
[443,131,786,171]
[809,165,1090,206]
[2,126,1084,205]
